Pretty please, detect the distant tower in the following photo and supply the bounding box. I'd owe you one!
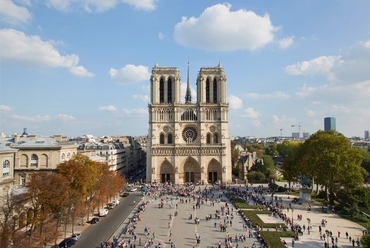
[302,132,310,139]
[324,117,336,131]
[365,130,369,139]
[21,128,28,137]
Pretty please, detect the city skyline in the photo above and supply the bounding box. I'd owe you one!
[1,0,370,138]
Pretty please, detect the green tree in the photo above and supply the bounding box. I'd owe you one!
[361,233,370,247]
[249,155,275,180]
[276,140,301,158]
[247,171,266,183]
[280,156,300,188]
[265,144,278,156]
[358,148,370,175]
[296,130,367,205]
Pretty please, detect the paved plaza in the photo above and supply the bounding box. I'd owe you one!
[55,184,366,247]
[107,185,365,248]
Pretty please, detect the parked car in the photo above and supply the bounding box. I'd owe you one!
[112,199,120,205]
[59,238,75,248]
[99,209,108,217]
[121,192,129,197]
[107,203,115,209]
[90,217,99,224]
[71,233,81,240]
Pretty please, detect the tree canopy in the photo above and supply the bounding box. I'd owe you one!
[295,130,367,205]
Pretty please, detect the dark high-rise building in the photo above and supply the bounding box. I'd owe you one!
[365,130,369,139]
[324,117,336,131]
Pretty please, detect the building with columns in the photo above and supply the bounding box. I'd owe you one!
[146,62,232,184]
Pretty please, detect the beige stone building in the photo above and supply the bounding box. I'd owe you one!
[12,134,78,187]
[0,143,17,198]
[146,63,232,184]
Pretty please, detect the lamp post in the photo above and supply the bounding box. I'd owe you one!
[291,208,294,226]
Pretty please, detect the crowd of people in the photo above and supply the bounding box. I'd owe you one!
[101,182,366,248]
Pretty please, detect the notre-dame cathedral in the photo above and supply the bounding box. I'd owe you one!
[146,62,231,184]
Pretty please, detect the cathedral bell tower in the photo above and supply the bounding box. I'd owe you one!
[146,62,231,185]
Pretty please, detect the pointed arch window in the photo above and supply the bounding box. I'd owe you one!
[213,78,218,103]
[167,78,173,103]
[160,78,165,103]
[206,78,210,103]
[206,133,211,144]
[160,134,165,144]
[214,133,219,144]
[168,133,173,144]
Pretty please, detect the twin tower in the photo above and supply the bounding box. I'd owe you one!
[146,62,232,184]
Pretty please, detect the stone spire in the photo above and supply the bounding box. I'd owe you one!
[185,59,192,104]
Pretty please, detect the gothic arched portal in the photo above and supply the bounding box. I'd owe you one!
[159,160,175,183]
[182,157,201,183]
[207,159,222,184]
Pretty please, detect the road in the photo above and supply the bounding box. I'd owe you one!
[73,193,142,248]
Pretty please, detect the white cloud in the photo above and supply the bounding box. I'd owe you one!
[174,3,277,51]
[121,0,156,11]
[0,0,32,24]
[45,0,72,10]
[0,104,13,113]
[158,32,165,40]
[10,113,75,123]
[330,105,370,116]
[12,114,52,122]
[245,91,290,99]
[0,29,94,77]
[122,108,148,115]
[242,107,260,118]
[278,36,294,49]
[228,95,243,109]
[306,110,317,117]
[70,65,94,77]
[252,120,261,127]
[53,114,76,123]
[363,40,370,49]
[296,80,370,103]
[45,0,155,12]
[285,55,340,80]
[109,64,150,85]
[99,105,117,111]
[132,94,149,102]
[271,115,296,126]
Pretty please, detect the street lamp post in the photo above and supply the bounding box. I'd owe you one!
[291,208,294,226]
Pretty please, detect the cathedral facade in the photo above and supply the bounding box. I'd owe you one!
[146,63,231,184]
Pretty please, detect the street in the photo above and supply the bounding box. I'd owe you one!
[72,193,142,248]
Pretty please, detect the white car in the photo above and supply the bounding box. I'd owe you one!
[71,233,81,240]
[112,199,120,205]
[130,188,137,192]
[99,209,108,217]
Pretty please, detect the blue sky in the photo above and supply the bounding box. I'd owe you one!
[1,0,369,138]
